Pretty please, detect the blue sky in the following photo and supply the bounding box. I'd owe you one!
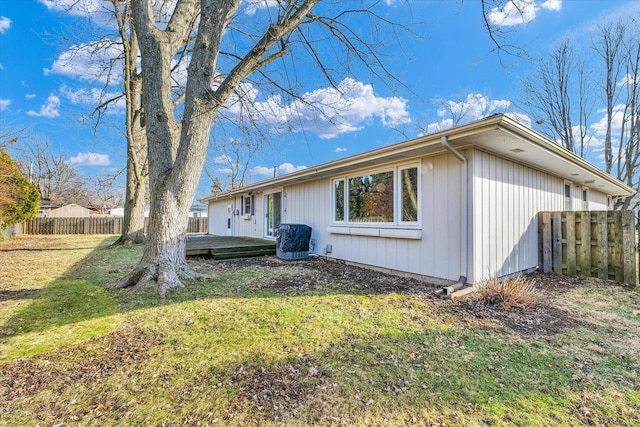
[1,0,638,201]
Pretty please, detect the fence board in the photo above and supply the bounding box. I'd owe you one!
[552,211,563,274]
[596,211,608,280]
[539,210,636,286]
[614,212,623,282]
[581,211,591,277]
[23,217,207,235]
[622,210,635,284]
[541,212,552,272]
[566,212,576,275]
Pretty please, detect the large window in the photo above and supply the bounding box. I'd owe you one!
[333,165,420,225]
[348,171,394,222]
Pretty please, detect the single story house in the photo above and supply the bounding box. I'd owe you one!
[201,114,635,285]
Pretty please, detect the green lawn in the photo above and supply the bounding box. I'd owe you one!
[0,235,638,426]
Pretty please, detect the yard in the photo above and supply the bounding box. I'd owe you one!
[0,235,639,426]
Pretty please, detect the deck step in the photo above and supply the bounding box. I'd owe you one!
[211,248,276,260]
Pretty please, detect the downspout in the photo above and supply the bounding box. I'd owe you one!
[440,135,468,296]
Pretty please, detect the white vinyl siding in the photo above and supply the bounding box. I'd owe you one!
[285,154,462,282]
[206,147,614,286]
[469,150,610,283]
[470,150,564,283]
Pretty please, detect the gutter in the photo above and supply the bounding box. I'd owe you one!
[440,135,468,296]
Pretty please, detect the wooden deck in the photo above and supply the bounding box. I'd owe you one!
[186,235,276,259]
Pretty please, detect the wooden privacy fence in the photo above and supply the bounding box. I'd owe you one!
[23,217,208,235]
[539,211,636,286]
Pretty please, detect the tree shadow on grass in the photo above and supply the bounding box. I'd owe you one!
[1,239,638,424]
[0,236,134,343]
[0,238,593,358]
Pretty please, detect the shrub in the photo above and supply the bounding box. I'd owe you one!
[0,150,40,226]
[477,274,542,310]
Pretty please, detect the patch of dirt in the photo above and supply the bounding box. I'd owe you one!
[449,272,588,336]
[0,327,161,401]
[230,357,333,417]
[201,256,438,294]
[198,257,590,337]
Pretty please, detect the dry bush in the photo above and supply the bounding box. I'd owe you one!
[477,275,542,310]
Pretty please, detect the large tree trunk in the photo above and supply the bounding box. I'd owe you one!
[115,130,147,245]
[112,0,320,297]
[111,0,208,296]
[112,3,147,246]
[114,76,147,246]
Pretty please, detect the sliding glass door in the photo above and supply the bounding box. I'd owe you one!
[264,192,282,238]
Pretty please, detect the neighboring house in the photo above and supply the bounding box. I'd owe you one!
[189,204,209,218]
[201,114,634,285]
[107,205,208,218]
[49,203,91,218]
[108,207,125,216]
[37,198,53,217]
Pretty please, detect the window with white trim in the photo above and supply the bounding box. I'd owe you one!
[582,188,589,210]
[332,164,420,225]
[241,194,254,216]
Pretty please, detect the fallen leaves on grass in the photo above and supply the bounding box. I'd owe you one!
[231,357,332,417]
[0,327,161,400]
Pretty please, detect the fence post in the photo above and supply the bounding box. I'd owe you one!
[622,210,636,286]
[540,212,552,272]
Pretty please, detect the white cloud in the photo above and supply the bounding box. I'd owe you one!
[45,41,124,85]
[335,147,347,153]
[251,162,307,177]
[0,16,11,34]
[66,152,111,166]
[590,105,628,142]
[0,98,10,110]
[60,85,125,111]
[225,78,411,139]
[245,0,280,15]
[540,0,562,11]
[488,0,561,27]
[27,94,61,118]
[425,93,511,134]
[213,154,232,164]
[25,93,36,99]
[38,0,116,26]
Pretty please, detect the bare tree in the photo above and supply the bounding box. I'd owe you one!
[519,38,595,156]
[205,137,260,190]
[614,17,640,207]
[519,16,640,207]
[87,171,126,213]
[111,0,409,296]
[0,125,29,151]
[14,136,87,206]
[592,20,627,174]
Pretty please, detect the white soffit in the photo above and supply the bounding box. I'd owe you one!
[455,128,632,196]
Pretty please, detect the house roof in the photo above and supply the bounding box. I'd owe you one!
[200,114,635,202]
